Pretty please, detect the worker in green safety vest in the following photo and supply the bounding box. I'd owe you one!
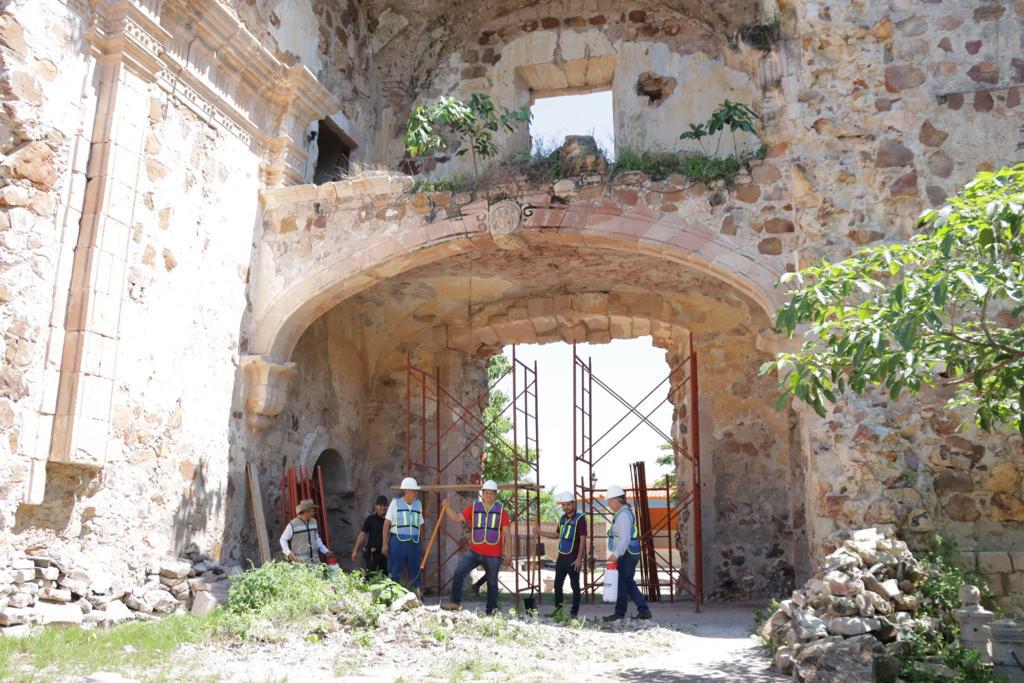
[538,490,587,618]
[602,484,652,622]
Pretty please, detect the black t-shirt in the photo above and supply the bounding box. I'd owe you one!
[361,513,386,554]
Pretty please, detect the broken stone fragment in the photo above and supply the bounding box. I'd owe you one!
[104,600,133,625]
[8,593,32,609]
[190,591,219,617]
[35,600,84,625]
[159,559,192,580]
[0,607,29,625]
[143,589,178,614]
[60,568,91,596]
[793,606,829,641]
[828,616,881,636]
[775,646,794,675]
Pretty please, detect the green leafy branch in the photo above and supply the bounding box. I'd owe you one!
[403,93,532,178]
[760,164,1024,432]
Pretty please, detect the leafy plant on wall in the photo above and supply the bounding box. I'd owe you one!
[679,99,760,158]
[403,93,532,178]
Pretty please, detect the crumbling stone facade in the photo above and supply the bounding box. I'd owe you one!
[1,0,1023,617]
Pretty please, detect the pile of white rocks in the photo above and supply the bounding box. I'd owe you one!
[758,528,935,682]
[0,546,233,637]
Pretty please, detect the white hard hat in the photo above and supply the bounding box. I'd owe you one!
[606,484,626,499]
[481,480,499,492]
[555,491,575,503]
[400,477,420,491]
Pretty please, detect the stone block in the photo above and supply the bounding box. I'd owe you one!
[103,600,133,625]
[11,569,34,583]
[0,608,28,626]
[189,590,219,617]
[38,587,72,603]
[36,600,84,625]
[979,552,1013,573]
[1008,552,1024,573]
[159,559,192,580]
[34,567,58,582]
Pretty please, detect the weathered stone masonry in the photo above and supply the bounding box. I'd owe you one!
[1,0,1023,620]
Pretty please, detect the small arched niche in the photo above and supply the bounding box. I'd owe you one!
[313,448,355,551]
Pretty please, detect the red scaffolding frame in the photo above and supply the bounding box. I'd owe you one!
[573,334,703,611]
[404,347,542,606]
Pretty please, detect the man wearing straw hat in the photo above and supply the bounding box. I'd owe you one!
[382,477,425,591]
[280,498,334,564]
[440,480,510,616]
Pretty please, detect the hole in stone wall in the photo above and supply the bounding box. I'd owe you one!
[313,119,354,184]
[635,71,677,105]
[530,90,615,162]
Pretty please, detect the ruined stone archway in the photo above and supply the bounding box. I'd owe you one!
[243,177,808,595]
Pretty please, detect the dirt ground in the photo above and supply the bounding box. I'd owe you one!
[151,599,782,682]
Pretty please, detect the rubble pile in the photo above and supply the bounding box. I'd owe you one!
[758,528,934,682]
[0,545,232,636]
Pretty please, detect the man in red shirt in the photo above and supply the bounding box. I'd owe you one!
[440,480,510,615]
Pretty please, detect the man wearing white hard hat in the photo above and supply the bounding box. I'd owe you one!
[382,477,425,591]
[602,484,652,622]
[440,479,510,615]
[538,490,587,617]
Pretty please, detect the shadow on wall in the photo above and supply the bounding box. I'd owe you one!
[172,456,223,558]
[12,462,101,534]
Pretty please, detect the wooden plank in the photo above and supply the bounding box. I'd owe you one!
[247,462,272,565]
[388,483,542,492]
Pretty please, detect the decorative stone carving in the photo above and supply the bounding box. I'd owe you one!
[241,356,297,431]
[488,200,527,251]
[955,585,995,664]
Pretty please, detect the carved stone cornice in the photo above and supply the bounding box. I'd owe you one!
[85,0,341,186]
[240,355,297,431]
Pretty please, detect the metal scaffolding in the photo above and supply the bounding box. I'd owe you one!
[404,347,542,606]
[573,335,703,611]
[278,464,331,550]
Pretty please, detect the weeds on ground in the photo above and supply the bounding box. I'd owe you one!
[0,562,409,680]
[430,653,506,682]
[0,612,221,680]
[895,536,999,682]
[751,597,781,639]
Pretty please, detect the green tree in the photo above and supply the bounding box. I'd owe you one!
[761,165,1024,432]
[403,94,531,178]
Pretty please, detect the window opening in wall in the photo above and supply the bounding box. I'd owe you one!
[313,118,353,184]
[530,90,615,161]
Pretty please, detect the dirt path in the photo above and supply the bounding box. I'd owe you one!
[153,601,781,682]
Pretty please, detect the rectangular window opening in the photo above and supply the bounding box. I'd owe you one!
[529,90,615,161]
[313,118,354,184]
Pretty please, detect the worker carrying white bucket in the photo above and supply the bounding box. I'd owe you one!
[602,484,652,622]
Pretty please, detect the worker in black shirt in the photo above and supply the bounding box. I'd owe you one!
[351,495,389,574]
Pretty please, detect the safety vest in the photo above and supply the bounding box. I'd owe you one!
[287,517,320,563]
[557,512,584,555]
[471,501,503,545]
[392,498,422,542]
[607,506,641,556]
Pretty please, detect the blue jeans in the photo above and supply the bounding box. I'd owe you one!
[614,552,649,617]
[451,550,502,614]
[388,535,422,588]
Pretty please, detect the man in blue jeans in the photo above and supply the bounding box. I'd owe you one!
[381,477,424,594]
[602,484,652,622]
[440,480,510,615]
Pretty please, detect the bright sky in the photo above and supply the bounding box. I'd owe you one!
[495,339,675,495]
[530,90,615,160]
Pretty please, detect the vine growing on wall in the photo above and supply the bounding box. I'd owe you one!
[403,94,532,178]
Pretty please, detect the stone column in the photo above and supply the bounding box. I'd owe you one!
[955,585,995,664]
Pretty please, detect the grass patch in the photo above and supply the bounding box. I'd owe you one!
[0,613,221,681]
[430,654,506,682]
[614,146,767,184]
[0,562,409,681]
